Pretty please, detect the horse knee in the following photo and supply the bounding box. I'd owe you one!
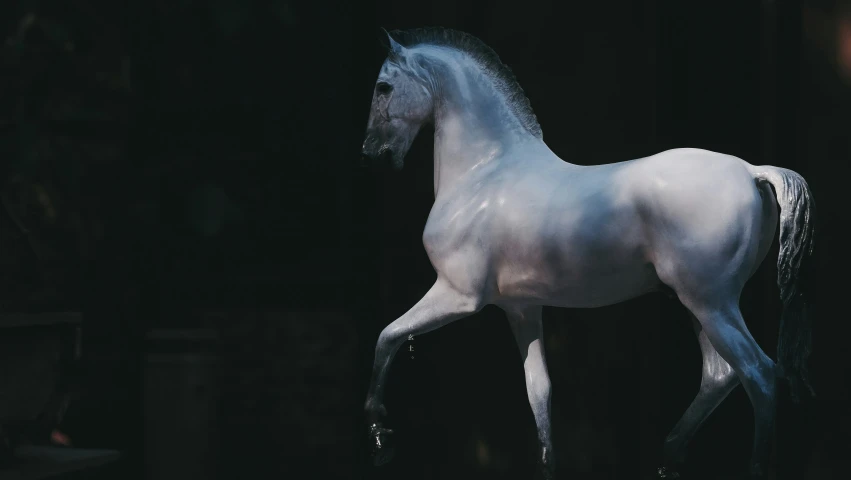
[377,324,406,349]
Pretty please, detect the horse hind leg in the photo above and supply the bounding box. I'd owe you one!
[683,299,777,478]
[659,314,740,478]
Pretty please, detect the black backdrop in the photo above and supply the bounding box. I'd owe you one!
[1,0,850,479]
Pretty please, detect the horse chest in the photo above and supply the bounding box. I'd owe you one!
[422,195,565,288]
[422,199,492,260]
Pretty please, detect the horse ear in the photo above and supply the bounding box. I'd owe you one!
[380,27,405,58]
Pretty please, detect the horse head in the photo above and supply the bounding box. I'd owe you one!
[362,29,434,170]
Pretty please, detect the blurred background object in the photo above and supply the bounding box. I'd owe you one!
[804,0,851,82]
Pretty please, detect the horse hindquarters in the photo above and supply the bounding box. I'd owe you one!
[641,157,781,477]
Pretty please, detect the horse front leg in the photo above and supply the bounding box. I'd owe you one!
[505,305,555,480]
[364,278,483,465]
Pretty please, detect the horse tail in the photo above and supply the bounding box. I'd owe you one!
[750,165,816,403]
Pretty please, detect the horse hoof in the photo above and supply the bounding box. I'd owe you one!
[368,423,395,466]
[656,466,681,479]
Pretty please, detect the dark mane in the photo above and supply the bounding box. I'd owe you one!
[390,27,543,139]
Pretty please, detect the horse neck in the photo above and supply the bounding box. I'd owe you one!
[430,64,540,196]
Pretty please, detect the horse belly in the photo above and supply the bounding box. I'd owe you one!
[494,232,660,308]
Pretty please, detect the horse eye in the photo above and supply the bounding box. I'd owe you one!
[376,82,393,94]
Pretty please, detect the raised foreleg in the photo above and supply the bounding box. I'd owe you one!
[364,278,484,465]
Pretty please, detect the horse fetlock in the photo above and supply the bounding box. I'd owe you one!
[539,445,554,468]
[369,423,396,466]
[537,447,555,480]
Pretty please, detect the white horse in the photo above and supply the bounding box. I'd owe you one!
[361,27,815,479]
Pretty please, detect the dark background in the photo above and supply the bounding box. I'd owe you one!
[1,0,849,479]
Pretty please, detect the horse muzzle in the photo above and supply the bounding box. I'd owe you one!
[361,141,394,170]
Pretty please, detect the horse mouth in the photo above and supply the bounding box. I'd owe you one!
[360,145,394,169]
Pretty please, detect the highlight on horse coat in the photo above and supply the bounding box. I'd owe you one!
[361,27,816,480]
